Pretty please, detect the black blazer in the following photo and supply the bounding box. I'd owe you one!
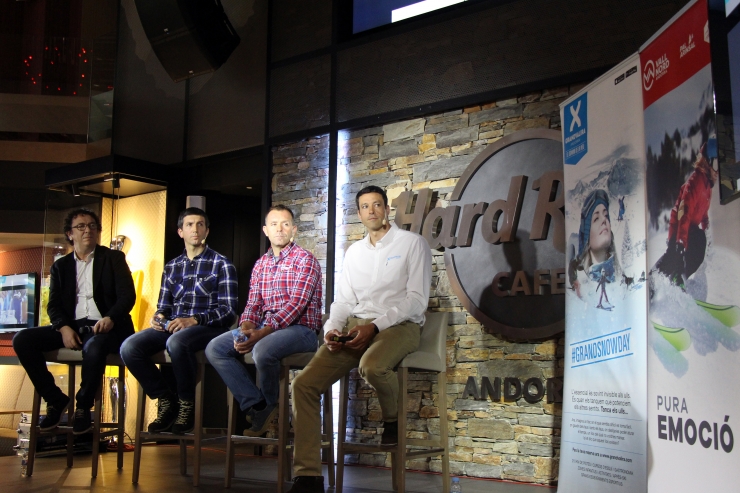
[47,244,136,341]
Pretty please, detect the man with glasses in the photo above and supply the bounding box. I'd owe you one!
[121,207,238,434]
[13,208,136,434]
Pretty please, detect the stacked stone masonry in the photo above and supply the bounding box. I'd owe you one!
[271,85,586,485]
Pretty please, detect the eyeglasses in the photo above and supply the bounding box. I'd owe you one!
[71,222,99,231]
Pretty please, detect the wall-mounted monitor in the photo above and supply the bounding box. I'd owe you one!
[352,0,470,34]
[0,273,37,332]
[709,0,740,203]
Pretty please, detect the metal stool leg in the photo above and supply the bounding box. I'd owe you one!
[91,377,103,478]
[132,382,146,483]
[439,371,450,493]
[322,388,335,487]
[336,374,349,493]
[26,390,42,477]
[66,364,76,468]
[117,366,126,470]
[396,367,408,493]
[277,365,290,493]
[225,390,237,488]
[192,358,205,486]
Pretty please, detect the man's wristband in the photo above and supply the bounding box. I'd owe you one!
[193,314,203,325]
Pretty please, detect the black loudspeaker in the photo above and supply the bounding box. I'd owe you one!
[134,0,240,82]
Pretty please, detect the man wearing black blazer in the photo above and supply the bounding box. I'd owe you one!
[13,208,136,434]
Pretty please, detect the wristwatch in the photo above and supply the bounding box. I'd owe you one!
[372,323,379,334]
[193,314,203,325]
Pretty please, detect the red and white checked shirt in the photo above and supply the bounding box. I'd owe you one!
[239,242,323,331]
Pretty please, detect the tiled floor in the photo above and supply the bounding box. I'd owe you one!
[3,441,555,493]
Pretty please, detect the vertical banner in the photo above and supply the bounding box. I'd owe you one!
[559,54,648,492]
[643,0,740,490]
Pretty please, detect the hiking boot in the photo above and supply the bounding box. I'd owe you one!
[39,395,70,431]
[381,420,398,445]
[73,408,93,435]
[171,399,195,434]
[287,476,325,493]
[147,393,179,433]
[242,404,278,437]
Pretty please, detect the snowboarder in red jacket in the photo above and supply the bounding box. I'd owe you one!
[654,143,717,288]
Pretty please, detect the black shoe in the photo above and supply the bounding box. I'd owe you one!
[147,393,179,433]
[73,408,93,435]
[381,420,398,445]
[39,395,70,432]
[171,399,195,434]
[287,476,324,493]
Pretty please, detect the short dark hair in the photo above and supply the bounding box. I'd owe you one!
[265,204,295,224]
[355,185,388,209]
[178,207,210,230]
[63,208,102,245]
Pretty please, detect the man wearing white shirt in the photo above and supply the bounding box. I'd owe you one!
[287,185,432,493]
[13,208,135,435]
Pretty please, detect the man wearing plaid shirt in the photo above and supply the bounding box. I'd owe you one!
[206,204,322,436]
[121,207,238,434]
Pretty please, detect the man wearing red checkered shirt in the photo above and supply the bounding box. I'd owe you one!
[206,204,322,436]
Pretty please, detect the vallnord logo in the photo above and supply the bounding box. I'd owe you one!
[643,59,655,91]
[643,54,669,91]
[392,129,565,340]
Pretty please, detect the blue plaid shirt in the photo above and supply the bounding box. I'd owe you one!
[155,246,238,327]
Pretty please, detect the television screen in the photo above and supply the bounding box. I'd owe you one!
[353,0,469,34]
[709,0,740,202]
[0,273,37,332]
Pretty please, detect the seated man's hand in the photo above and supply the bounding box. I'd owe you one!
[60,326,82,350]
[324,329,343,352]
[151,315,167,332]
[93,316,114,334]
[344,323,377,351]
[234,323,272,353]
[167,317,198,333]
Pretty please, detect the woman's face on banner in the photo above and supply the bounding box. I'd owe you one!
[589,204,611,255]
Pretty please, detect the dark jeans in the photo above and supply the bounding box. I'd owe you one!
[120,325,225,402]
[12,323,123,409]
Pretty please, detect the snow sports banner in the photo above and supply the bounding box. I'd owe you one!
[559,54,648,493]
[642,0,740,490]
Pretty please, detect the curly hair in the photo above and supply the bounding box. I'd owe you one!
[63,208,102,245]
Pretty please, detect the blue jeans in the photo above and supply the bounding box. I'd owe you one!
[120,325,226,401]
[205,324,318,411]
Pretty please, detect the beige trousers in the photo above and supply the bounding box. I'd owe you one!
[291,317,421,477]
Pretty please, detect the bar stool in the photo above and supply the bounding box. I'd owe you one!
[336,311,450,493]
[27,349,126,478]
[224,331,335,492]
[131,350,220,486]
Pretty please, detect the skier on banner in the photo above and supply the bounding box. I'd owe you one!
[618,196,625,222]
[652,143,717,289]
[568,189,620,300]
[596,268,611,310]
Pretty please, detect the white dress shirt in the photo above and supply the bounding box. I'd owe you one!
[325,223,432,332]
[75,251,103,321]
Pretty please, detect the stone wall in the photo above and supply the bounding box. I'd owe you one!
[272,84,585,485]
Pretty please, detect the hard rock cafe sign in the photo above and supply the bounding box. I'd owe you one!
[392,129,565,340]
